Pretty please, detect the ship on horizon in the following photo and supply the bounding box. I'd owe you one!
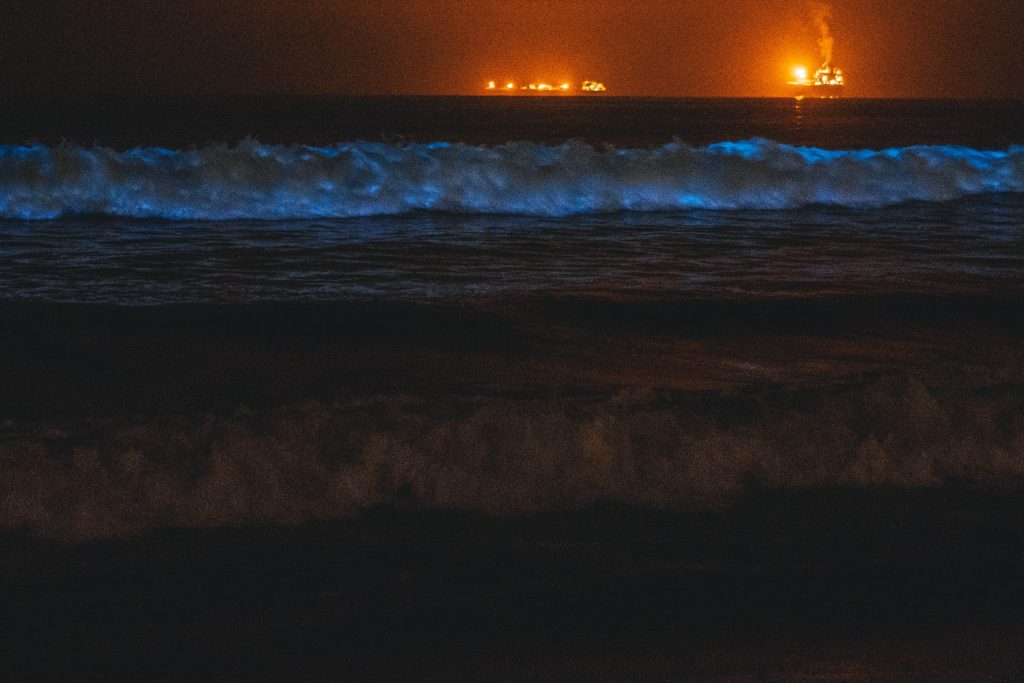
[484,80,607,94]
[787,64,845,97]
[787,3,845,97]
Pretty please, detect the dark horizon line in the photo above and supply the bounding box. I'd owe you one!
[2,91,1023,103]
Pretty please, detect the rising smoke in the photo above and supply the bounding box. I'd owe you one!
[810,2,834,68]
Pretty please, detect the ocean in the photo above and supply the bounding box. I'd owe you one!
[2,96,1024,679]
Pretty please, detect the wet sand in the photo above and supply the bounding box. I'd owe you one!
[3,493,1024,680]
[1,291,1021,419]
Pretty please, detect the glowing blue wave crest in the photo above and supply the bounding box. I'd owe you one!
[1,139,1022,220]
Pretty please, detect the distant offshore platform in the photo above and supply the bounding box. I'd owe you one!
[786,3,846,97]
[787,64,845,97]
[484,80,607,94]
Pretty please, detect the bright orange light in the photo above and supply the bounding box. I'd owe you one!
[786,63,847,94]
[559,83,570,90]
[505,82,514,90]
[486,81,496,90]
[581,80,607,92]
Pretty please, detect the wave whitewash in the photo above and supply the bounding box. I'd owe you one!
[1,139,1022,220]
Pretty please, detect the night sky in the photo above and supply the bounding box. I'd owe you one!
[2,0,1023,97]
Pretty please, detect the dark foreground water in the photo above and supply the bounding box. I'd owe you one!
[3,195,1024,303]
[1,97,1023,680]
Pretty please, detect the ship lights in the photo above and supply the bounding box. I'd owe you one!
[787,65,845,87]
[483,79,607,93]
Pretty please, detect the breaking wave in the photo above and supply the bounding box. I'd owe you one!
[3,377,1024,540]
[1,139,1023,220]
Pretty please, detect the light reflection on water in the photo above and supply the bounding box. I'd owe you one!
[0,194,1022,304]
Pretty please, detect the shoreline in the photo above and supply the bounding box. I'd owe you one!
[2,292,1023,677]
[1,291,1021,419]
[1,292,1022,541]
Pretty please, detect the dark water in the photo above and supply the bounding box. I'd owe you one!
[4,95,1024,149]
[1,96,1023,527]
[2,97,1024,680]
[2,198,1024,303]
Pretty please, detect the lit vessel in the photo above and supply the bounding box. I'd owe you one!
[787,5,845,98]
[787,64,845,98]
[483,80,607,94]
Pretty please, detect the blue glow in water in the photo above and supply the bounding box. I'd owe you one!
[0,139,1021,221]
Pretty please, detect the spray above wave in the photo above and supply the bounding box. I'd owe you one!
[1,139,1022,220]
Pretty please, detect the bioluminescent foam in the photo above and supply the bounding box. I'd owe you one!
[1,139,1022,220]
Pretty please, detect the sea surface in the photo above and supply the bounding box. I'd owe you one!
[2,96,1024,679]
[0,97,1023,304]
[1,96,1023,531]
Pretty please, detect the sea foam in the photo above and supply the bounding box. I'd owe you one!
[3,377,1024,539]
[1,139,1022,220]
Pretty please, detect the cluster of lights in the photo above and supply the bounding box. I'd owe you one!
[817,67,844,86]
[485,80,607,93]
[788,66,844,87]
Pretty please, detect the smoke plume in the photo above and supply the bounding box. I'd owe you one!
[811,2,834,68]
